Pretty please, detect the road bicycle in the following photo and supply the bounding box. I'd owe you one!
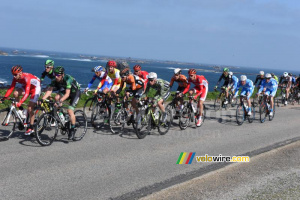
[165,92,184,124]
[214,86,237,111]
[236,95,255,125]
[135,99,171,139]
[259,94,276,123]
[90,92,111,129]
[34,100,87,146]
[179,96,206,130]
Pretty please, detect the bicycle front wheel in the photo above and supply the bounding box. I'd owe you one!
[179,105,191,130]
[0,108,18,140]
[35,113,58,146]
[158,110,171,135]
[214,95,222,111]
[236,105,245,125]
[83,97,96,123]
[109,109,126,134]
[259,104,267,123]
[91,103,110,129]
[135,113,150,139]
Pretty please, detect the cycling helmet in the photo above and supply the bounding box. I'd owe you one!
[265,73,272,79]
[54,66,65,75]
[188,69,197,75]
[174,68,181,75]
[288,73,292,76]
[11,65,23,75]
[223,68,229,72]
[120,68,130,77]
[107,60,117,68]
[240,75,247,81]
[283,72,288,77]
[271,73,275,77]
[133,65,141,71]
[94,65,104,72]
[228,71,233,76]
[45,60,54,66]
[148,72,157,80]
[259,71,264,76]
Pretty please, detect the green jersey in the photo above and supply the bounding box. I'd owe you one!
[143,78,170,103]
[49,74,80,93]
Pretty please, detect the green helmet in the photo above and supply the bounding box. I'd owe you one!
[223,68,229,72]
[54,66,65,75]
[45,59,54,66]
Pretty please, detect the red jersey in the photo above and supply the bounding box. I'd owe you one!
[183,75,208,94]
[4,73,40,104]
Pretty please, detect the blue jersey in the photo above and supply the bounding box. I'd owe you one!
[231,75,238,84]
[258,78,278,93]
[234,79,254,97]
[87,72,112,89]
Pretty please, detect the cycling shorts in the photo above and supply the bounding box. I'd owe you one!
[192,86,208,101]
[126,88,144,99]
[240,88,253,100]
[68,90,81,110]
[265,87,278,97]
[98,81,113,92]
[111,84,121,92]
[177,86,185,93]
[21,86,41,103]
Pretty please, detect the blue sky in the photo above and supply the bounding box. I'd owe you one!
[1,0,300,70]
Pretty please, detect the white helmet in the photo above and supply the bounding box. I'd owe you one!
[283,72,288,77]
[148,72,157,80]
[174,68,181,74]
[259,71,264,76]
[228,71,233,76]
[240,75,247,81]
[265,73,272,79]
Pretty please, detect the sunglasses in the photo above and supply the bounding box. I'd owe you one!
[134,71,140,73]
[148,79,155,82]
[54,73,62,77]
[121,76,127,78]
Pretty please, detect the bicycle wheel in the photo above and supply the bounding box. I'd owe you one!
[109,109,126,134]
[166,103,175,124]
[248,104,255,123]
[259,103,267,123]
[72,110,87,141]
[0,108,19,140]
[269,103,275,121]
[214,94,222,111]
[179,104,191,130]
[135,112,150,139]
[236,105,245,125]
[158,109,171,135]
[35,113,58,146]
[83,97,96,123]
[91,103,109,129]
[230,94,237,107]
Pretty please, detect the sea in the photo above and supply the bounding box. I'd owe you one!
[0,47,299,92]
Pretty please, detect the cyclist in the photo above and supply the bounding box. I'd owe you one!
[296,75,300,89]
[256,73,278,117]
[233,75,254,116]
[182,69,208,126]
[84,66,113,95]
[42,66,81,140]
[279,72,292,105]
[106,60,121,93]
[169,68,188,111]
[254,71,265,87]
[1,65,41,135]
[40,60,55,82]
[228,71,239,101]
[271,73,279,83]
[214,68,231,104]
[133,64,148,89]
[142,72,170,123]
[115,68,145,125]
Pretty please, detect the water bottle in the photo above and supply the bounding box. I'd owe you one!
[59,112,65,125]
[17,110,26,119]
[22,109,28,119]
[191,104,196,114]
[267,103,270,110]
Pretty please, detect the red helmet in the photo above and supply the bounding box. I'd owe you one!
[107,60,117,68]
[133,65,141,71]
[188,69,197,75]
[11,65,23,75]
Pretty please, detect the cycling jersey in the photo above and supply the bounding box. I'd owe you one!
[40,70,55,82]
[230,75,239,91]
[234,79,254,100]
[279,75,292,84]
[291,76,296,84]
[258,78,278,97]
[5,73,41,104]
[169,74,188,88]
[107,68,121,85]
[273,75,279,83]
[254,75,264,86]
[183,75,208,101]
[49,74,80,94]
[216,73,230,87]
[86,72,113,93]
[142,78,170,104]
[116,75,144,94]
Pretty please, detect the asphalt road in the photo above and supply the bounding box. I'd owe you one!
[0,102,299,200]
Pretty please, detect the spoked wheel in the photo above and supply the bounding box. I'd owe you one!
[158,110,171,135]
[248,104,255,123]
[135,113,150,139]
[91,103,110,129]
[214,94,222,111]
[259,103,267,123]
[73,110,87,141]
[179,105,191,130]
[236,105,245,125]
[269,103,275,121]
[83,97,96,123]
[35,113,58,146]
[109,109,126,134]
[0,108,19,140]
[166,103,175,125]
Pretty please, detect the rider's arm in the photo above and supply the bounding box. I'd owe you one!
[113,70,120,86]
[169,76,175,88]
[4,79,17,98]
[87,75,97,89]
[254,75,259,85]
[234,82,241,97]
[19,78,32,104]
[95,79,105,93]
[60,88,71,102]
[182,82,191,95]
[116,79,125,94]
[40,71,47,82]
[42,86,53,100]
[216,74,223,86]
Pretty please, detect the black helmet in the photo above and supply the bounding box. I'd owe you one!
[120,68,130,77]
[54,66,65,75]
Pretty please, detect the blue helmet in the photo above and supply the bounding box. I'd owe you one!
[94,65,105,72]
